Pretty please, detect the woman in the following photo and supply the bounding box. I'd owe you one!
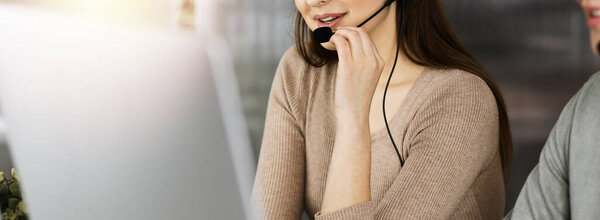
[252,0,512,219]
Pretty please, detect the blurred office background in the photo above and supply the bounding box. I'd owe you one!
[0,0,598,216]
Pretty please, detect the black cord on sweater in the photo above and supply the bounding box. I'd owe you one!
[382,0,406,166]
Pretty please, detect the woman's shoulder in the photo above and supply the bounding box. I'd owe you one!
[273,46,333,95]
[274,46,310,83]
[430,68,491,91]
[271,46,309,91]
[278,46,305,68]
[419,68,497,112]
[269,46,327,120]
[276,46,317,76]
[427,68,494,99]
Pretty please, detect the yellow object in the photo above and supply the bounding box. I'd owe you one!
[178,0,195,27]
[11,168,18,181]
[18,201,27,214]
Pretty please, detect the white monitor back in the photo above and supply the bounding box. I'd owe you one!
[0,5,251,220]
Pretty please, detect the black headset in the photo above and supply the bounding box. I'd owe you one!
[313,0,407,167]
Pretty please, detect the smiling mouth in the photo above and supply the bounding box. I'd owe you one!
[319,16,340,23]
[315,13,346,29]
[591,9,600,18]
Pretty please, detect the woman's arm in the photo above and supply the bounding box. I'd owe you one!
[251,49,306,220]
[315,73,501,219]
[319,112,372,213]
[317,27,384,215]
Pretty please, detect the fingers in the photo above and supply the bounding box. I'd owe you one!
[330,35,351,64]
[331,27,383,68]
[351,27,384,68]
[338,27,375,59]
[333,28,364,58]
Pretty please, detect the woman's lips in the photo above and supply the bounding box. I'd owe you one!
[583,5,600,27]
[589,17,600,27]
[315,13,346,29]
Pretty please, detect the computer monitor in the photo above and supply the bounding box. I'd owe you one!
[0,4,255,220]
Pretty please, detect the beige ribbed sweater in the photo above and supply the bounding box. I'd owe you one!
[251,47,505,220]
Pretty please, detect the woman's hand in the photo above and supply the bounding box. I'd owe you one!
[329,27,385,122]
[319,27,383,213]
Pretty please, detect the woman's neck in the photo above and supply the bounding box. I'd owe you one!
[368,3,424,88]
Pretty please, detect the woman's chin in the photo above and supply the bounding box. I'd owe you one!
[321,42,336,51]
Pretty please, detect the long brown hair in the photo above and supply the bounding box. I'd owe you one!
[294,0,513,184]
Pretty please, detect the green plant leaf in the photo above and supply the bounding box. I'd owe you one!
[0,171,4,182]
[3,209,14,220]
[8,198,19,210]
[1,169,28,219]
[9,181,21,198]
[18,201,27,214]
[0,181,9,195]
[4,208,18,220]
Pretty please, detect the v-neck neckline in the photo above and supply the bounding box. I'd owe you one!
[370,66,433,138]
